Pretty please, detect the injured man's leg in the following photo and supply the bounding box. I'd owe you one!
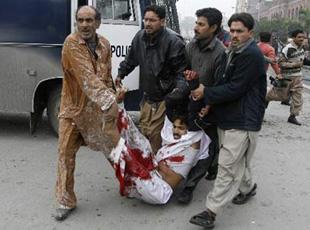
[108,111,210,204]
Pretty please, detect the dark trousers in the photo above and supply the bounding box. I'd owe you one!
[183,124,219,190]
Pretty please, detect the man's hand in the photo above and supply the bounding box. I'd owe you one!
[191,83,205,101]
[198,105,210,118]
[116,86,128,103]
[276,73,283,80]
[184,70,199,81]
[114,76,123,88]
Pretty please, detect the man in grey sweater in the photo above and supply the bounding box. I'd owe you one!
[178,7,225,204]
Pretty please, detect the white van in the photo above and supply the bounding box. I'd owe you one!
[0,0,145,134]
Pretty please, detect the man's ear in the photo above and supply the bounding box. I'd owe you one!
[95,20,101,29]
[210,24,218,34]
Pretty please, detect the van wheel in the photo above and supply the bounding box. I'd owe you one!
[47,85,61,136]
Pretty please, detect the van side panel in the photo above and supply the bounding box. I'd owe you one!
[0,0,70,112]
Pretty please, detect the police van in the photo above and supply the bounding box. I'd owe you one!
[0,0,164,134]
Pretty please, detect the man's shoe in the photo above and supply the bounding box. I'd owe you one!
[232,183,257,205]
[281,101,290,106]
[177,188,193,204]
[54,207,75,221]
[288,115,301,126]
[189,209,216,229]
[205,172,217,181]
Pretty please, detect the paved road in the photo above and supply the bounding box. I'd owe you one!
[1,93,310,230]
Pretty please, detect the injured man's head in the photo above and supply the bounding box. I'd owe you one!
[172,114,188,140]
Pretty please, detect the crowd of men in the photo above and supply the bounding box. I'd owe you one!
[53,4,306,229]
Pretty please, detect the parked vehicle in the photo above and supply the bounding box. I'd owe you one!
[0,0,179,135]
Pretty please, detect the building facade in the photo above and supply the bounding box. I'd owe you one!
[236,0,310,21]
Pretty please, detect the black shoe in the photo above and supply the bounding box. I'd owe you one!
[281,101,290,106]
[288,115,301,126]
[177,188,193,204]
[232,183,257,205]
[205,172,217,181]
[54,207,75,221]
[189,210,216,229]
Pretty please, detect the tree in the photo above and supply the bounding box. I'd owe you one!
[299,9,310,36]
[256,18,303,43]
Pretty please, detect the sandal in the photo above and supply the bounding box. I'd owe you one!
[189,210,215,228]
[232,183,257,205]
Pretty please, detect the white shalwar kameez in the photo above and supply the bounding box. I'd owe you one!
[109,110,210,204]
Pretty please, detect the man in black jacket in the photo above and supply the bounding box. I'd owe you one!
[115,5,187,153]
[189,13,266,229]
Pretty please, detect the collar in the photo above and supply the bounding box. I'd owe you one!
[76,32,99,46]
[229,37,254,54]
[142,27,165,45]
[290,40,303,50]
[194,36,217,51]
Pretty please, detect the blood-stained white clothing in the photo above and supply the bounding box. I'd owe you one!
[156,117,210,178]
[109,109,210,204]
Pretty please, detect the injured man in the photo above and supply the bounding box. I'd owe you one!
[109,108,210,204]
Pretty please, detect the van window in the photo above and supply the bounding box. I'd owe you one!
[0,0,70,44]
[97,0,135,21]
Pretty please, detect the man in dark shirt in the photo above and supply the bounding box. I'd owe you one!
[177,7,225,204]
[189,13,266,229]
[115,5,187,153]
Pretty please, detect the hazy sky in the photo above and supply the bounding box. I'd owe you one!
[176,0,237,19]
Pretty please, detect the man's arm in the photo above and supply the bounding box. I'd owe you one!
[278,52,303,69]
[115,35,140,86]
[203,52,264,105]
[169,37,187,77]
[169,38,188,93]
[265,48,281,75]
[62,38,115,111]
[157,161,183,189]
[185,42,193,69]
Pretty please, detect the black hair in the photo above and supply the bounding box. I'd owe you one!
[196,8,223,35]
[144,5,166,19]
[171,113,189,127]
[290,29,304,38]
[259,32,271,42]
[228,12,255,31]
[76,5,101,21]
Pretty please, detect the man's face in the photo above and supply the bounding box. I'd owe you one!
[172,119,187,140]
[229,21,253,47]
[143,11,165,35]
[194,16,217,40]
[293,33,305,47]
[76,7,100,42]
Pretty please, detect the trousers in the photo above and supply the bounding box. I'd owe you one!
[206,128,258,213]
